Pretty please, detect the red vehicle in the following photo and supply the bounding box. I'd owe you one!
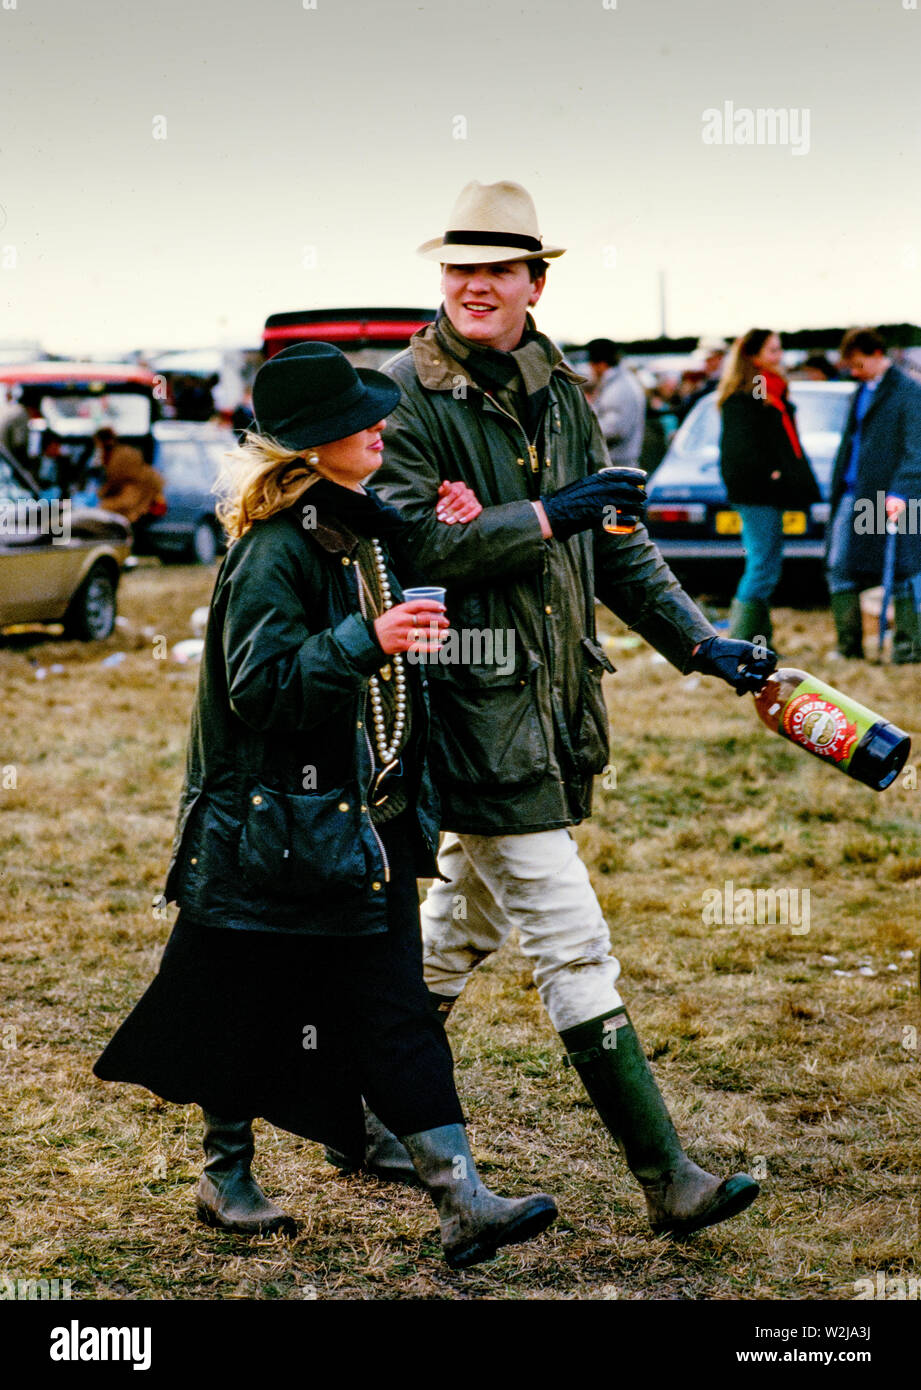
[262,307,435,369]
[0,361,159,476]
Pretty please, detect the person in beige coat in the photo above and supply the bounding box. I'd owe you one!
[95,427,166,525]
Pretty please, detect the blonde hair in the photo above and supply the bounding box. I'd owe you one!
[215,432,321,541]
[715,328,778,408]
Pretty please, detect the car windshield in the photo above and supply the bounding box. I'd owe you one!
[40,391,151,437]
[674,385,855,467]
[159,442,206,489]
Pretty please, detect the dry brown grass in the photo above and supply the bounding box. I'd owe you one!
[1,564,919,1300]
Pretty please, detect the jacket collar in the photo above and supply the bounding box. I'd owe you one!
[410,313,587,393]
[843,362,897,432]
[286,504,360,557]
[860,361,898,418]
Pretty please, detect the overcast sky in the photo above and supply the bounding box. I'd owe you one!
[1,0,919,357]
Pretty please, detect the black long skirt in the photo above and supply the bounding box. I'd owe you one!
[93,810,463,1156]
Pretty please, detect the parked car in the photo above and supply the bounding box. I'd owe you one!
[644,380,856,592]
[132,420,236,565]
[0,448,131,640]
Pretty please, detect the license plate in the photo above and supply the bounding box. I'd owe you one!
[715,509,807,536]
[715,510,742,535]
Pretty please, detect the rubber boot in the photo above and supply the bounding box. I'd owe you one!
[324,993,457,1184]
[728,597,772,645]
[829,591,864,659]
[195,1113,297,1237]
[559,1008,759,1237]
[401,1123,557,1269]
[892,594,921,664]
[325,1100,422,1185]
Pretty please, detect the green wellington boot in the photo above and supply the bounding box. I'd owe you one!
[195,1113,297,1237]
[892,595,921,664]
[728,597,772,645]
[324,994,458,1184]
[401,1123,557,1269]
[829,591,864,659]
[558,1009,759,1237]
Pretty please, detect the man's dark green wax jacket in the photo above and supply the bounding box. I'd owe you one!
[373,317,718,836]
[162,501,441,935]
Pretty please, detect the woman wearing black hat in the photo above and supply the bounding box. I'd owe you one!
[94,342,557,1269]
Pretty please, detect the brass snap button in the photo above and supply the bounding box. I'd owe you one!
[338,801,350,812]
[252,794,263,805]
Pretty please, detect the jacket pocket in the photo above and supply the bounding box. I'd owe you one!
[428,652,550,787]
[574,636,615,777]
[238,783,367,894]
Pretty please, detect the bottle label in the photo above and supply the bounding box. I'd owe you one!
[779,677,878,768]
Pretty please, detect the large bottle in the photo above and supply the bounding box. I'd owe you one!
[753,668,911,791]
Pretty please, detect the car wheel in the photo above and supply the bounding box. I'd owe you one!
[63,563,117,641]
[191,520,219,565]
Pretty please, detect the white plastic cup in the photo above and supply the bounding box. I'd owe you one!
[401,586,447,657]
[401,586,447,606]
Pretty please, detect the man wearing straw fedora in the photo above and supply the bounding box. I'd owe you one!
[337,180,775,1237]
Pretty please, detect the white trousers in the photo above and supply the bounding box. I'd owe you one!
[420,829,624,1033]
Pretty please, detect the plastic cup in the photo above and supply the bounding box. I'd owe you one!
[400,586,447,656]
[401,586,447,605]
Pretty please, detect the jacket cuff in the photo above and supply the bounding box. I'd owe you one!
[332,611,391,675]
[631,596,718,673]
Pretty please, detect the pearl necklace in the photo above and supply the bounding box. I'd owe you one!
[364,538,407,766]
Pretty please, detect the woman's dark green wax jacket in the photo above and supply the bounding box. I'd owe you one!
[162,498,441,936]
[373,319,718,836]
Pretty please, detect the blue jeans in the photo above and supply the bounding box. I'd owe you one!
[734,505,784,603]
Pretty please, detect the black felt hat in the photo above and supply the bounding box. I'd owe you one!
[252,341,401,449]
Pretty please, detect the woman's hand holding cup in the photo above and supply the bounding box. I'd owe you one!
[374,598,448,655]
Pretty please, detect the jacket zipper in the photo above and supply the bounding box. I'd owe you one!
[482,391,545,475]
[361,720,391,883]
[482,390,567,779]
[349,552,392,885]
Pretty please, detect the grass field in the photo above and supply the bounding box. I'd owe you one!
[1,560,919,1301]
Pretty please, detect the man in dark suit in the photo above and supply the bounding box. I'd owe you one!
[826,328,921,662]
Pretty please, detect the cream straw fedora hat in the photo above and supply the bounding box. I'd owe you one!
[417,180,566,263]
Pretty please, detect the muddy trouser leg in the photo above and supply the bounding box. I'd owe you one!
[418,831,516,1003]
[423,828,623,1031]
[433,830,757,1236]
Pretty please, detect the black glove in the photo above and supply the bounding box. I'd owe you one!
[541,472,647,541]
[689,636,778,696]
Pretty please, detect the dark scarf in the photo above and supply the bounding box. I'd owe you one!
[434,304,557,441]
[293,476,426,589]
[302,476,408,539]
